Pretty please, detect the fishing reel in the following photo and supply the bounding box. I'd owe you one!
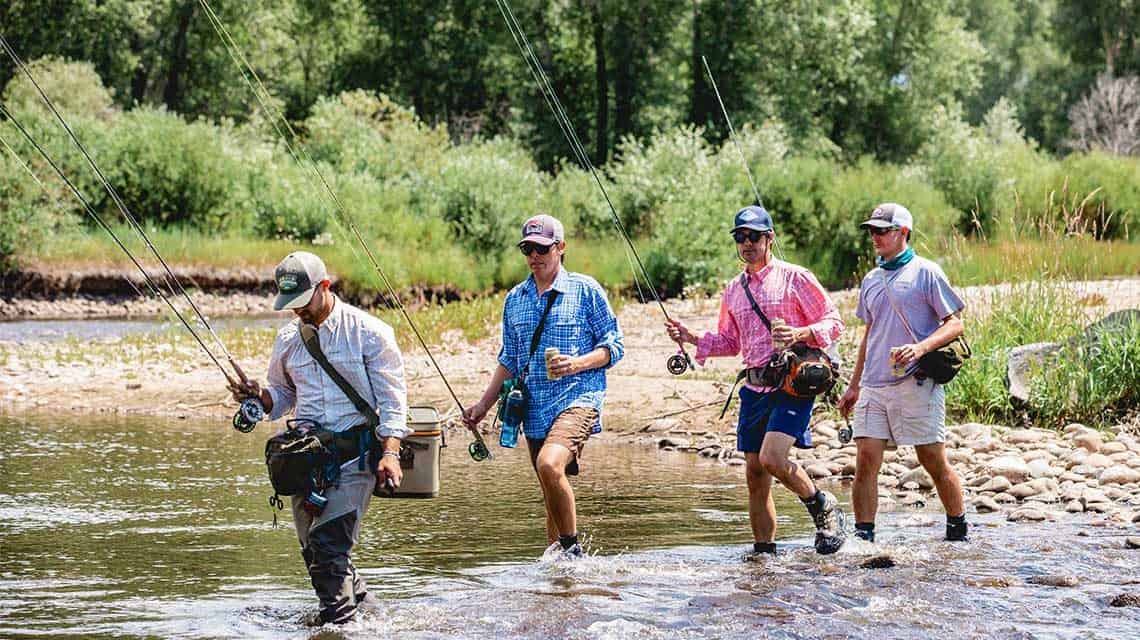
[838,418,853,444]
[232,397,265,433]
[468,440,490,462]
[667,351,693,376]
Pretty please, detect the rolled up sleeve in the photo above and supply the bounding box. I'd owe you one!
[265,333,296,421]
[695,292,741,365]
[364,322,411,439]
[588,286,623,368]
[496,297,520,376]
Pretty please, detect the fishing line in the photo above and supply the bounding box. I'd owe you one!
[494,0,695,376]
[0,102,236,384]
[0,34,254,384]
[700,55,786,262]
[196,0,490,460]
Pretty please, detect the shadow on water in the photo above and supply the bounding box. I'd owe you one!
[1,413,1138,639]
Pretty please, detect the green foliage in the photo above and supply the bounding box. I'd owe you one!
[0,144,80,271]
[1,56,115,119]
[99,107,242,230]
[248,162,329,242]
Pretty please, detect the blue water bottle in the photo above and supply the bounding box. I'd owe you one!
[499,384,525,448]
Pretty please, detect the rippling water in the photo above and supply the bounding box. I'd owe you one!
[1,413,1138,639]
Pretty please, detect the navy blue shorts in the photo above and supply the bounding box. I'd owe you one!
[736,387,815,453]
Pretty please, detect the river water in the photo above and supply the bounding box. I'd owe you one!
[1,412,1138,639]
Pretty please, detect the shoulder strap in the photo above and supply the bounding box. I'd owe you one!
[529,291,560,358]
[299,323,379,427]
[739,273,772,332]
[877,269,920,342]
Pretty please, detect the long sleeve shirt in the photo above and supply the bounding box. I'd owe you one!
[498,268,624,439]
[696,260,844,392]
[264,296,411,439]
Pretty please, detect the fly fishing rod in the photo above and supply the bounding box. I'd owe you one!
[195,0,492,460]
[700,55,786,261]
[0,34,264,432]
[493,0,695,376]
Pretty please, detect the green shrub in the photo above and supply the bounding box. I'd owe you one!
[1,56,115,120]
[249,162,329,242]
[100,107,242,230]
[0,149,80,271]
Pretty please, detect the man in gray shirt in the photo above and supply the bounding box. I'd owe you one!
[837,204,969,543]
[229,251,410,624]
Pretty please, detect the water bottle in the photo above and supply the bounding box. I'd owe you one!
[499,387,525,448]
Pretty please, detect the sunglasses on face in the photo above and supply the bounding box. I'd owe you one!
[733,229,771,244]
[519,242,554,256]
[866,226,898,237]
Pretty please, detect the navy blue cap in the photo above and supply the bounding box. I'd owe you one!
[731,206,773,234]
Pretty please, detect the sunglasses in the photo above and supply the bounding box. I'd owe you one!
[866,226,898,236]
[519,242,554,256]
[733,229,771,244]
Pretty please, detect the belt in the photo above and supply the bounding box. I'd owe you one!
[328,424,378,465]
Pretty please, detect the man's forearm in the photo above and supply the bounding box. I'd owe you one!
[920,316,964,353]
[850,326,869,388]
[381,435,402,454]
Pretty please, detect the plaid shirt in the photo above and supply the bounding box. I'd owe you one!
[696,260,843,392]
[498,268,624,439]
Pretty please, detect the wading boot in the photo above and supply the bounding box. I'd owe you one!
[946,517,969,542]
[810,491,847,555]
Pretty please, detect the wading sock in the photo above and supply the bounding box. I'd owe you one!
[854,522,875,542]
[801,489,826,518]
[752,542,777,555]
[558,533,579,550]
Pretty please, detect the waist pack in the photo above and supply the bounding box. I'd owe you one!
[265,420,334,496]
[767,343,840,397]
[879,269,971,384]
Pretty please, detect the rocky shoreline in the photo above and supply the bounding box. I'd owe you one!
[600,416,1140,533]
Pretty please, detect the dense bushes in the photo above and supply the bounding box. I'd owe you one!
[1,58,1136,294]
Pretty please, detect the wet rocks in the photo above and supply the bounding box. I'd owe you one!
[1099,466,1140,485]
[900,467,934,490]
[1126,537,1140,550]
[860,554,896,569]
[656,436,690,449]
[1073,432,1103,453]
[1007,507,1049,522]
[1109,593,1140,608]
[988,457,1032,483]
[1027,575,1080,587]
[973,496,1001,513]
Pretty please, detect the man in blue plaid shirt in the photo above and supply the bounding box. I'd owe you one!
[463,214,624,559]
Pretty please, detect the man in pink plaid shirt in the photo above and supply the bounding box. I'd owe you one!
[666,205,847,556]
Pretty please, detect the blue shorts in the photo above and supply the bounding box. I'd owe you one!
[736,387,815,453]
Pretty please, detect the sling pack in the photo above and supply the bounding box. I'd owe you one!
[496,291,560,430]
[720,273,839,418]
[878,268,971,384]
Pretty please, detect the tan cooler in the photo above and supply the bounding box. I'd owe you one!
[384,405,442,499]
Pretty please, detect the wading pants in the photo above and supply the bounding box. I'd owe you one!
[291,459,376,624]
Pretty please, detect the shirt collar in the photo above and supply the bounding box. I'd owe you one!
[526,267,570,297]
[742,259,778,284]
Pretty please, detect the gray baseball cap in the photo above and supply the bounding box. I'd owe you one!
[860,203,914,230]
[273,251,328,311]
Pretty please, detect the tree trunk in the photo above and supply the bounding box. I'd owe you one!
[689,0,708,125]
[162,2,196,112]
[591,0,608,163]
[613,13,634,141]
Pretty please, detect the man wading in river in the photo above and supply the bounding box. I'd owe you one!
[837,203,969,543]
[665,206,848,556]
[462,214,624,559]
[228,251,409,624]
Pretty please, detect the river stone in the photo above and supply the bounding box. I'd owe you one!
[1126,537,1140,549]
[900,467,935,490]
[814,422,838,440]
[725,457,744,466]
[979,476,1013,493]
[1073,433,1103,453]
[1008,483,1041,500]
[1109,594,1140,607]
[994,492,1017,504]
[643,418,681,433]
[1108,452,1135,464]
[698,445,722,458]
[956,422,992,440]
[886,462,910,477]
[1007,507,1049,522]
[1026,459,1059,479]
[1082,488,1109,503]
[860,554,897,569]
[806,463,832,479]
[973,496,1001,513]
[1025,492,1058,504]
[1085,501,1114,514]
[1059,471,1087,483]
[1065,500,1085,513]
[1084,453,1114,469]
[988,457,1032,483]
[900,492,926,507]
[1063,422,1088,435]
[1064,450,1089,467]
[1099,466,1140,485]
[968,474,993,488]
[1028,575,1080,587]
[1070,464,1099,478]
[966,438,1000,453]
[1022,449,1053,463]
[948,449,972,464]
[1007,429,1048,445]
[656,436,690,449]
[1101,441,1128,455]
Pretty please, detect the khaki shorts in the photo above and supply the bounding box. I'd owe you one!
[526,406,598,476]
[853,379,946,446]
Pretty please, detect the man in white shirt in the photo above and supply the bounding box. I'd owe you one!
[229,251,410,624]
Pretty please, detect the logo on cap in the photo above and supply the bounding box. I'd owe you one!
[872,207,890,220]
[740,210,759,222]
[277,274,298,292]
[524,221,544,235]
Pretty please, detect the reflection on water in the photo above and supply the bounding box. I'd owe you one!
[0,316,283,344]
[1,413,1138,639]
